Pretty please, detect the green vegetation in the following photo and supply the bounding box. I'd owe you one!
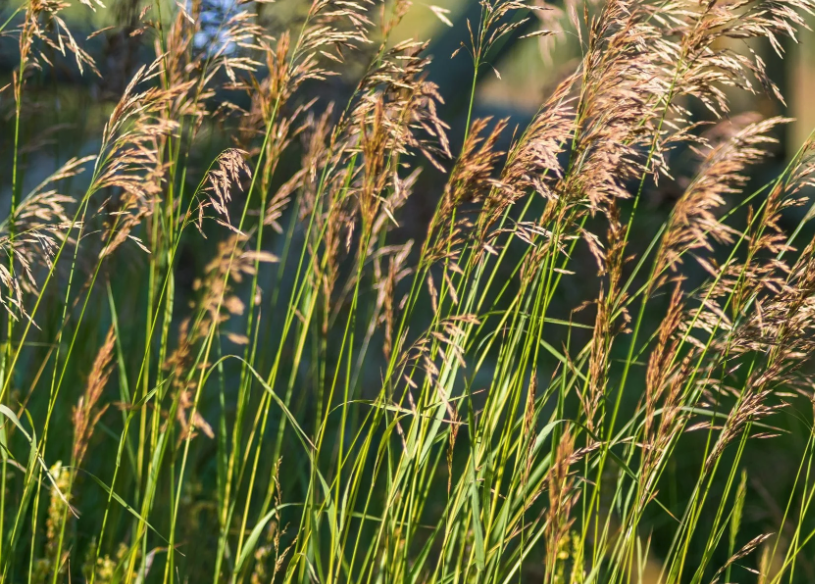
[1,0,815,582]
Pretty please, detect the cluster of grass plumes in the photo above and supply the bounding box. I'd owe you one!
[4,0,815,581]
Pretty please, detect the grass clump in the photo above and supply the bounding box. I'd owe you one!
[2,0,815,581]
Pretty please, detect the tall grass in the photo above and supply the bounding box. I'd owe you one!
[2,0,815,581]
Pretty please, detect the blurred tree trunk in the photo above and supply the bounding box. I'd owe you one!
[791,14,815,151]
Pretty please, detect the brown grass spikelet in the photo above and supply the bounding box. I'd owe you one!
[274,106,336,226]
[784,135,815,196]
[698,240,815,471]
[654,114,787,288]
[553,0,670,219]
[372,242,413,361]
[191,232,277,341]
[162,319,215,444]
[441,118,507,221]
[298,40,452,317]
[545,428,579,580]
[637,282,694,504]
[395,314,480,418]
[321,40,452,251]
[200,148,253,231]
[720,132,815,317]
[425,118,507,265]
[0,156,90,321]
[583,203,629,430]
[521,369,539,485]
[709,533,774,584]
[72,326,116,466]
[156,231,273,446]
[483,74,576,241]
[350,39,451,167]
[644,281,686,441]
[668,0,815,115]
[13,0,99,85]
[583,287,611,431]
[456,0,553,74]
[90,61,180,258]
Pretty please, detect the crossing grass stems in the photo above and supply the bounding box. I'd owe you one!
[2,0,815,581]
